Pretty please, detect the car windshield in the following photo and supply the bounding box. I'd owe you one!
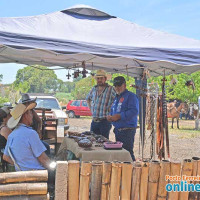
[35,98,60,110]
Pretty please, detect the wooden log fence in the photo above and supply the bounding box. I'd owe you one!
[1,158,200,200]
[0,170,49,200]
[54,158,200,200]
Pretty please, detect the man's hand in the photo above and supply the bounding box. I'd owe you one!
[106,114,121,122]
[3,154,14,165]
[86,100,92,111]
[106,115,113,122]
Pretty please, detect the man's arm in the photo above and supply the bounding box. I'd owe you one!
[3,154,14,165]
[87,99,92,111]
[86,88,93,111]
[120,94,139,121]
[37,152,51,169]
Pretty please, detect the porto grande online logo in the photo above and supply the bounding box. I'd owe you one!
[165,175,200,192]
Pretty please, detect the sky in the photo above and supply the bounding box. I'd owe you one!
[0,0,200,84]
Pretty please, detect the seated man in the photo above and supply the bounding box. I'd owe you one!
[21,93,50,156]
[3,102,50,171]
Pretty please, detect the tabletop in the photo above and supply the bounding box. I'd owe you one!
[57,136,132,162]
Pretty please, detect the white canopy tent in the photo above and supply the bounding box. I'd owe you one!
[0,5,200,77]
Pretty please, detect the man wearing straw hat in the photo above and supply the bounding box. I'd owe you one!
[20,93,50,156]
[107,76,139,161]
[86,69,116,139]
[3,102,50,171]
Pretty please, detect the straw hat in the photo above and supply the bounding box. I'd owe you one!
[0,106,10,119]
[7,102,36,129]
[95,69,107,78]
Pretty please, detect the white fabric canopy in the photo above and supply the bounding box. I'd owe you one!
[0,5,200,77]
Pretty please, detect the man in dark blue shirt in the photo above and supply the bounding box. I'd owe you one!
[107,76,139,161]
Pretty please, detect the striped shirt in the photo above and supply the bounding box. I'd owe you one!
[86,83,116,118]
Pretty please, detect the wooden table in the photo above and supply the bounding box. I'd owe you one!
[57,137,132,162]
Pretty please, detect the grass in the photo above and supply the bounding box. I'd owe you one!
[168,119,200,139]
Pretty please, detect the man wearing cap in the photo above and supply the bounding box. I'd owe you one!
[86,69,116,139]
[107,76,139,161]
[3,102,50,171]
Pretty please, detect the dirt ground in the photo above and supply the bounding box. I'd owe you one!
[68,117,200,162]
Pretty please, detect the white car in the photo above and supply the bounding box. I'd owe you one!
[19,94,69,142]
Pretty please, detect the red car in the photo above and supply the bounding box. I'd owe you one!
[66,100,92,118]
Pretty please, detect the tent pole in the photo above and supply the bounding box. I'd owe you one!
[135,76,147,160]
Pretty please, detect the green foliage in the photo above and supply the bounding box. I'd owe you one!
[149,72,200,103]
[72,76,95,99]
[55,92,74,105]
[13,81,30,93]
[59,81,75,93]
[13,66,59,93]
[0,96,9,106]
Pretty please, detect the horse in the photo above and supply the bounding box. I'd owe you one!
[167,102,187,129]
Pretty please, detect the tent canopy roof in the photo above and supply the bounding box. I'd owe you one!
[63,5,114,17]
[0,5,200,77]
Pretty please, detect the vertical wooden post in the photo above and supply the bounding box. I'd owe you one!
[179,159,193,200]
[68,160,80,200]
[168,161,181,200]
[197,159,200,200]
[121,162,133,200]
[91,161,103,200]
[131,163,142,200]
[55,161,68,200]
[189,157,200,200]
[157,160,171,200]
[109,162,122,200]
[147,161,160,200]
[101,162,112,200]
[140,162,149,200]
[79,161,92,200]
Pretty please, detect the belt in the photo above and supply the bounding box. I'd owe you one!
[117,127,136,131]
[93,118,106,122]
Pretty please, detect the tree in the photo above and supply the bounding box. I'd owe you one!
[13,66,60,93]
[59,81,75,93]
[149,72,200,103]
[72,76,95,99]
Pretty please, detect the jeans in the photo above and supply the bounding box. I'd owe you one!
[90,119,112,139]
[114,128,136,161]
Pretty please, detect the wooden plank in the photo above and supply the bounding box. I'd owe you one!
[0,183,47,196]
[0,170,48,184]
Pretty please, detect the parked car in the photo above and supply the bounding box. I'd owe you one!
[66,100,92,118]
[19,94,69,143]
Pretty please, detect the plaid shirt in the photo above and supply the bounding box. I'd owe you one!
[86,83,116,118]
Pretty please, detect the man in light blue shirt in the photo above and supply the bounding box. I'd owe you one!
[3,102,50,171]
